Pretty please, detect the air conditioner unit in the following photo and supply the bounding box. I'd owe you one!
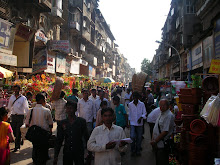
[87,3,91,9]
[51,7,62,17]
[83,21,86,28]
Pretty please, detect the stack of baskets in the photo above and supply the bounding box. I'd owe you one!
[132,72,148,94]
[178,88,202,164]
[188,119,207,165]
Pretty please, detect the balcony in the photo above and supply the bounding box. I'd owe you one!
[24,0,52,12]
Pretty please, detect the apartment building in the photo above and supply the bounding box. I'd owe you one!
[153,0,220,81]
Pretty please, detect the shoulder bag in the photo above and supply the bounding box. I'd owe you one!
[25,109,51,143]
[157,117,173,153]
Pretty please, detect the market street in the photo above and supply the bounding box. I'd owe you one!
[10,122,156,165]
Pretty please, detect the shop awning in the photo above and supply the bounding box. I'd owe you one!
[0,66,13,78]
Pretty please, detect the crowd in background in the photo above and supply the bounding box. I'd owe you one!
[0,84,178,165]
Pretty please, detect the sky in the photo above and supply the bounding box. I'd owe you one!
[99,0,171,72]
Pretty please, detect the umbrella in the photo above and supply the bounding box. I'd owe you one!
[0,66,13,78]
[98,77,115,83]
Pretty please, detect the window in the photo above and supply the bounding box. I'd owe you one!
[195,46,201,55]
[171,8,174,16]
[176,17,180,28]
[186,0,195,14]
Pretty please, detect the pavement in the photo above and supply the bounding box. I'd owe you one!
[10,122,156,165]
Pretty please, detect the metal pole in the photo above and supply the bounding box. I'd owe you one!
[164,43,182,80]
[155,41,181,80]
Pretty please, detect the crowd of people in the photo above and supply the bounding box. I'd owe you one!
[0,84,177,165]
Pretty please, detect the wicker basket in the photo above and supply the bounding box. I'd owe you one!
[131,72,147,93]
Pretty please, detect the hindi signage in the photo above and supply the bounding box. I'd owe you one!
[209,59,220,74]
[0,52,17,66]
[56,54,66,73]
[49,40,70,53]
[45,54,55,74]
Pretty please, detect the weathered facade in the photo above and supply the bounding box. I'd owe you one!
[0,0,134,83]
[152,0,219,81]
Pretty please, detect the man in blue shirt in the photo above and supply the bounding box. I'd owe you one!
[113,96,128,129]
[67,88,79,103]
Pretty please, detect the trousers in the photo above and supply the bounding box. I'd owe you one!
[130,125,143,153]
[11,115,24,149]
[63,152,84,165]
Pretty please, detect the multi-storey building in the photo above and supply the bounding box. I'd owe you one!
[153,0,220,81]
[0,0,134,82]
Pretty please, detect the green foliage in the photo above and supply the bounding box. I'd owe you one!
[141,58,152,76]
[191,75,202,88]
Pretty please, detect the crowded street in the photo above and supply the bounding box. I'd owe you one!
[10,123,156,165]
[1,0,220,165]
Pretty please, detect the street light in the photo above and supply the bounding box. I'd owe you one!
[155,40,182,80]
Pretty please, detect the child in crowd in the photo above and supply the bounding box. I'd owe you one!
[96,101,108,127]
[0,107,15,165]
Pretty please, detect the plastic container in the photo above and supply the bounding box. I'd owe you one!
[182,104,198,115]
[182,115,196,130]
[190,119,206,134]
[179,94,201,105]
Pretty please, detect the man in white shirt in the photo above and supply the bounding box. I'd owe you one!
[147,107,161,137]
[95,90,109,113]
[8,85,29,152]
[51,91,67,129]
[128,91,147,156]
[89,88,99,103]
[77,89,96,134]
[87,107,127,165]
[150,99,174,165]
[25,92,53,165]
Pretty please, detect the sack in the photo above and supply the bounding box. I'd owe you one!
[25,125,51,143]
[20,124,28,140]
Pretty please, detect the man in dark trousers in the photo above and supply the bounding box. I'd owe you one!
[53,101,89,165]
[25,92,53,165]
[8,85,29,152]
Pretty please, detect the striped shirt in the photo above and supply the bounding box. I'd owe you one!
[52,98,67,121]
[25,104,53,131]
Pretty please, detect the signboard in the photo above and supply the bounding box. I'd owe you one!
[56,54,66,73]
[15,24,34,41]
[0,52,17,66]
[70,59,80,74]
[215,19,220,58]
[192,42,203,70]
[49,40,70,53]
[89,65,96,78]
[0,18,12,48]
[33,49,48,73]
[45,54,55,74]
[209,59,220,74]
[35,30,48,43]
[65,57,71,74]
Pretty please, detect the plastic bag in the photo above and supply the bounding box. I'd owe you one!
[200,95,216,118]
[208,94,220,126]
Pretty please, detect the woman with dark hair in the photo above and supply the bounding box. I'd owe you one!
[0,107,15,165]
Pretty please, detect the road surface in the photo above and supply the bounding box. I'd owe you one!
[10,123,156,165]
